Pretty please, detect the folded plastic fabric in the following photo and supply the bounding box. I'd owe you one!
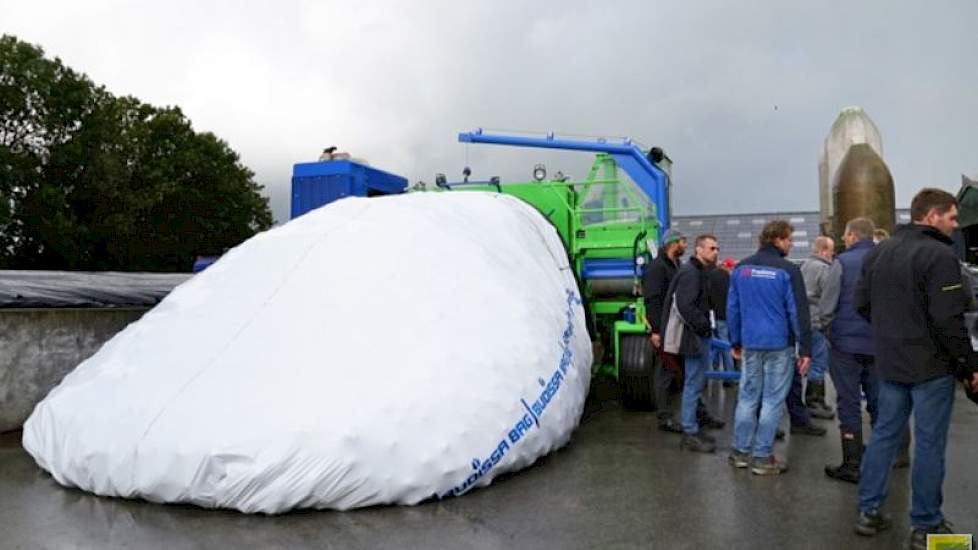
[23,192,592,513]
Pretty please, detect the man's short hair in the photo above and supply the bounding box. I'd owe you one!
[845,217,876,240]
[695,234,717,248]
[813,236,834,254]
[759,220,793,247]
[873,228,890,241]
[910,188,957,221]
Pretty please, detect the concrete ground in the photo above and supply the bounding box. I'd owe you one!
[2,381,977,550]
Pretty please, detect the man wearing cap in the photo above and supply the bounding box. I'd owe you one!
[644,229,724,432]
[644,228,687,432]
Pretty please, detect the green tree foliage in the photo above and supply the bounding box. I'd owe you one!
[0,35,272,271]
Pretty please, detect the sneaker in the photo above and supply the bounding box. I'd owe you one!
[680,433,716,453]
[728,450,750,468]
[657,418,683,434]
[790,423,827,437]
[750,455,788,475]
[908,520,954,550]
[854,510,892,537]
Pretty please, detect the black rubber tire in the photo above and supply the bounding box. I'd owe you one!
[619,334,657,410]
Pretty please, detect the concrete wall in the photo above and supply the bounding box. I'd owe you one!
[0,308,147,432]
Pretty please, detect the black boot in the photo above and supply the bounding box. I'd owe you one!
[908,520,954,550]
[807,380,835,420]
[825,432,862,483]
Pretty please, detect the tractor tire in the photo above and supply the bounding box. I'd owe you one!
[619,334,657,410]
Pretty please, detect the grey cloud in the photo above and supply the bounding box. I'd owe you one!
[3,0,975,223]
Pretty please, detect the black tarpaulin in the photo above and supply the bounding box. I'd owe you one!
[0,271,191,308]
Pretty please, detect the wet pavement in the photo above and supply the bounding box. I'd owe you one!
[2,381,977,550]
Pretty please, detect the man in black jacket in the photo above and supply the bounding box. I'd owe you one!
[663,234,720,452]
[643,229,722,433]
[643,228,686,431]
[854,188,978,549]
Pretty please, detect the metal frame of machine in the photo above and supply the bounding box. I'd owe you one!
[449,130,672,408]
[289,130,703,408]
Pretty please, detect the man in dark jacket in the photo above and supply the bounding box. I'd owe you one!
[643,228,687,432]
[644,229,722,433]
[662,234,720,452]
[854,189,978,549]
[727,220,812,475]
[822,217,878,483]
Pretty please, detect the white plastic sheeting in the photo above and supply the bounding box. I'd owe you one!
[23,192,592,513]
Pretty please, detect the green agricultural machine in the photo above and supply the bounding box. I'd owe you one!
[291,130,677,407]
[446,130,674,408]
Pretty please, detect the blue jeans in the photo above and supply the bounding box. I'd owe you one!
[711,320,735,372]
[859,375,955,529]
[681,335,711,434]
[733,347,794,458]
[809,331,829,381]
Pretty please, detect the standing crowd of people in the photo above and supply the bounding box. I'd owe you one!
[641,188,978,549]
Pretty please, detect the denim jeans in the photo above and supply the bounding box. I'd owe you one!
[711,320,735,372]
[809,331,829,381]
[733,347,794,458]
[858,375,955,529]
[681,335,712,434]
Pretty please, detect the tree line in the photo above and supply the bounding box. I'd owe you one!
[0,34,273,271]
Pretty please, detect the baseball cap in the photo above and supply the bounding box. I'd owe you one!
[662,228,686,246]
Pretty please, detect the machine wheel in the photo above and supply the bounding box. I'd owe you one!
[619,334,657,410]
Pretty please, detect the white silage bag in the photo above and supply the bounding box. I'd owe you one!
[22,192,592,513]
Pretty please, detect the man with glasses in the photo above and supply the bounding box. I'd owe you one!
[662,234,721,452]
[727,220,812,474]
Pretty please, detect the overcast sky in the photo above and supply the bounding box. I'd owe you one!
[3,0,976,223]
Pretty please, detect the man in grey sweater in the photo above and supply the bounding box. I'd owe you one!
[800,236,836,419]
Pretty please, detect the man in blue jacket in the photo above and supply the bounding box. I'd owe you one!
[727,220,812,475]
[822,217,878,483]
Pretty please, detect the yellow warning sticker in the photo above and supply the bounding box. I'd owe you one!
[928,533,973,549]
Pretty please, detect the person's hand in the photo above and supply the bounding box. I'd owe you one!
[732,347,742,360]
[650,333,661,349]
[797,356,811,377]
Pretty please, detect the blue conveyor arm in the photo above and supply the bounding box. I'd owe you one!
[458,129,670,233]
